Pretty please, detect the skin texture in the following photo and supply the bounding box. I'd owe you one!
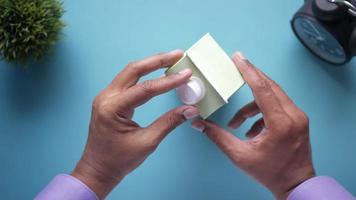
[71,50,200,199]
[72,50,315,200]
[192,52,315,200]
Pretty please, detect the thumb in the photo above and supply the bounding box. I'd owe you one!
[147,106,199,143]
[192,119,245,156]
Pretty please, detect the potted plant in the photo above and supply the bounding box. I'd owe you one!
[0,0,65,66]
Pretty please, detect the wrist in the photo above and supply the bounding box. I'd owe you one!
[72,158,124,199]
[274,166,316,200]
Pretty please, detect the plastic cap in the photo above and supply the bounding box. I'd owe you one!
[176,76,206,105]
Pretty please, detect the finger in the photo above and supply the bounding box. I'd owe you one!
[228,101,260,129]
[121,68,192,108]
[254,68,302,116]
[245,118,265,139]
[146,106,199,144]
[111,50,184,89]
[232,52,287,127]
[192,120,245,156]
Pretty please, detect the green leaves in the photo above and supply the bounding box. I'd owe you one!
[0,0,65,65]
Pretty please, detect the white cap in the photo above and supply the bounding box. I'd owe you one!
[176,76,206,105]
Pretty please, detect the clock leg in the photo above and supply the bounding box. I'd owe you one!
[350,28,356,56]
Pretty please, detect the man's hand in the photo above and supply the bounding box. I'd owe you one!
[192,52,315,200]
[72,50,199,199]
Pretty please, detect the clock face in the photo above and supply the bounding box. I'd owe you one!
[293,16,347,64]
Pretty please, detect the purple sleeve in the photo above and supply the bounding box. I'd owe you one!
[288,176,356,200]
[35,174,98,200]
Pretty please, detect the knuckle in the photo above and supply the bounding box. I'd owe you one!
[92,94,104,111]
[206,131,218,143]
[223,140,237,153]
[272,117,293,134]
[254,79,271,94]
[126,61,140,75]
[145,138,158,150]
[156,54,166,67]
[165,111,182,129]
[141,134,159,151]
[295,112,310,131]
[267,77,278,87]
[142,141,157,153]
[140,80,156,94]
[92,95,114,119]
[270,80,281,90]
[204,127,219,140]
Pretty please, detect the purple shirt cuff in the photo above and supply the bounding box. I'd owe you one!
[35,174,98,200]
[288,176,355,200]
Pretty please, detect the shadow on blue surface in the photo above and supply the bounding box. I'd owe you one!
[1,43,69,116]
[318,62,356,94]
[292,44,356,95]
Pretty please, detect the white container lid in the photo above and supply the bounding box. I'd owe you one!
[176,76,206,105]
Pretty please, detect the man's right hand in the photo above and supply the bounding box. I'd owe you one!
[192,52,315,200]
[72,50,199,199]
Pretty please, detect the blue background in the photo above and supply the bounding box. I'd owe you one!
[1,0,356,199]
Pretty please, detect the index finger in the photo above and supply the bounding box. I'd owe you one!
[255,68,302,115]
[232,52,287,126]
[119,68,192,109]
[111,50,184,89]
[192,119,246,165]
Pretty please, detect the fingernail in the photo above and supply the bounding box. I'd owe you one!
[169,49,183,55]
[236,52,247,60]
[192,122,205,132]
[178,68,192,76]
[183,108,199,120]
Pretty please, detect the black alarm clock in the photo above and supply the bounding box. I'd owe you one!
[291,0,356,65]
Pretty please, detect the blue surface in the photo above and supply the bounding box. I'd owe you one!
[1,0,356,199]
